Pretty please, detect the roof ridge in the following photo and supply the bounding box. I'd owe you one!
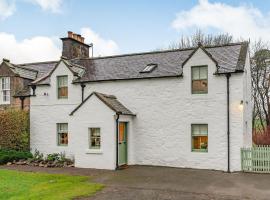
[13,64,39,73]
[16,60,58,66]
[70,42,247,61]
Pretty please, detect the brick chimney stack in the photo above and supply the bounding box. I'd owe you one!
[61,31,90,59]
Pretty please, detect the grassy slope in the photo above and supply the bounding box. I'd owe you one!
[0,169,103,200]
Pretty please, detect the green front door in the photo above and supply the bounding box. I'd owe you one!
[118,122,128,166]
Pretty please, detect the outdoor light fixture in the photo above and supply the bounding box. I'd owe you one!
[239,100,244,110]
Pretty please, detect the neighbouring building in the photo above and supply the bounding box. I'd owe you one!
[2,31,253,171]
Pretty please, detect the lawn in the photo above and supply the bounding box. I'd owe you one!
[0,169,103,200]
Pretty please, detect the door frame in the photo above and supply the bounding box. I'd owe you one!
[118,121,128,166]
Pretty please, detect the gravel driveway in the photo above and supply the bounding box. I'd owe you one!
[1,165,270,200]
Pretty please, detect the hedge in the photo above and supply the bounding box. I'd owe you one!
[0,109,30,151]
[0,149,32,164]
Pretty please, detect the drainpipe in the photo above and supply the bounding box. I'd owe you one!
[19,96,25,110]
[80,83,86,102]
[31,85,36,96]
[226,73,231,173]
[115,113,120,170]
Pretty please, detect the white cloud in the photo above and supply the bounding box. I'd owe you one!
[0,32,61,63]
[0,27,119,63]
[0,0,15,20]
[172,0,270,41]
[81,27,119,57]
[28,0,63,13]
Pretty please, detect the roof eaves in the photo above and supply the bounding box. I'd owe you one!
[72,74,183,84]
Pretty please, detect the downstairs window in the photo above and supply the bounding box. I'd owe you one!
[57,123,68,146]
[191,124,208,152]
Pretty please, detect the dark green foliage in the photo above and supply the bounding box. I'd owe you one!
[0,109,30,151]
[0,149,32,164]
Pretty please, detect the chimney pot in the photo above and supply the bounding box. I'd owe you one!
[68,31,73,38]
[73,34,78,41]
[3,58,10,62]
[81,37,85,43]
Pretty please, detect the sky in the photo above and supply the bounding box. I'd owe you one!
[0,0,270,63]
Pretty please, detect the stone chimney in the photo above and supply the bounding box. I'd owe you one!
[61,31,90,59]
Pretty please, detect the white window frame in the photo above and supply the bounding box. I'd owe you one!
[0,77,10,105]
[88,128,101,149]
[57,123,68,146]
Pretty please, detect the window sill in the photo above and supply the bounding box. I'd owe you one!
[85,149,103,154]
[192,149,208,153]
[0,102,10,105]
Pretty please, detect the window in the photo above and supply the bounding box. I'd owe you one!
[192,66,208,94]
[0,77,10,104]
[140,63,157,73]
[57,123,68,146]
[57,76,68,99]
[89,128,101,149]
[191,124,208,152]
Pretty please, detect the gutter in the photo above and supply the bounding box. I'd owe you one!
[226,73,231,173]
[115,113,120,170]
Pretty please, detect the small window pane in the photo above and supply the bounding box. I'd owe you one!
[192,125,200,135]
[57,123,68,146]
[89,128,101,149]
[192,67,200,80]
[200,67,208,79]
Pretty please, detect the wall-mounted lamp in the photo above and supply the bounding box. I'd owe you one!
[239,100,244,110]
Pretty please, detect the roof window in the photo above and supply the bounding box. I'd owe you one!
[140,63,157,73]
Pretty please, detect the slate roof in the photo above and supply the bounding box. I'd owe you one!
[68,42,248,83]
[15,61,58,80]
[3,42,249,88]
[13,86,31,97]
[70,92,135,116]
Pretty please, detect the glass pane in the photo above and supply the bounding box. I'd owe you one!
[200,125,208,135]
[192,67,200,80]
[200,67,207,79]
[192,136,208,151]
[1,77,10,90]
[192,125,200,135]
[192,80,201,93]
[119,123,125,142]
[58,76,68,87]
[58,123,68,132]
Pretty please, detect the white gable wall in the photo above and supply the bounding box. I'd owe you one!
[70,95,116,170]
[30,61,81,158]
[30,49,251,171]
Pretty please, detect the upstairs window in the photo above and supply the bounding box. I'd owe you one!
[57,76,68,99]
[0,77,10,104]
[57,123,68,146]
[191,124,208,152]
[192,66,208,94]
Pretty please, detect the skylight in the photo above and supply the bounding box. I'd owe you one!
[140,63,158,73]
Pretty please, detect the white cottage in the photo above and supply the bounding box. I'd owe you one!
[27,32,252,172]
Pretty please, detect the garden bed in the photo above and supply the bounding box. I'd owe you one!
[1,150,74,168]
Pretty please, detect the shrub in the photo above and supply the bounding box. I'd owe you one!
[0,109,30,151]
[0,149,32,165]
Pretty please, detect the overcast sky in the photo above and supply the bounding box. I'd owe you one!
[0,0,269,63]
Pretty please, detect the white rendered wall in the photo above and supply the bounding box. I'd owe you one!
[30,49,251,171]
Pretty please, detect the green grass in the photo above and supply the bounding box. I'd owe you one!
[0,169,104,200]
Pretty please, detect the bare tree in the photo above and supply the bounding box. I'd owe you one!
[168,29,235,49]
[251,40,270,134]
